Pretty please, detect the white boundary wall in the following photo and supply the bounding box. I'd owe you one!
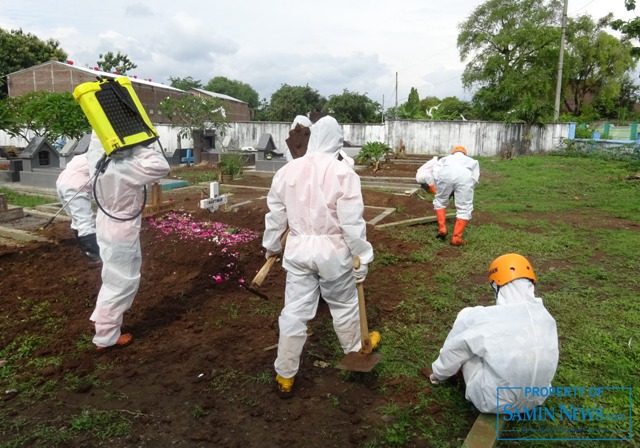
[0,120,570,157]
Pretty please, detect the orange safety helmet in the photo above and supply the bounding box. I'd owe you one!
[488,253,536,286]
[451,146,467,155]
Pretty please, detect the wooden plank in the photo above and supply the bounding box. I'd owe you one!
[461,413,508,448]
[374,212,455,229]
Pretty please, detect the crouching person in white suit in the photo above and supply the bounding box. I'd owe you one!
[429,253,559,414]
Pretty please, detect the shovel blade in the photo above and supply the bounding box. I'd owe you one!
[335,352,382,372]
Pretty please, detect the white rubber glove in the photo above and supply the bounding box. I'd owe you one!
[429,373,442,385]
[353,262,368,283]
[265,249,282,260]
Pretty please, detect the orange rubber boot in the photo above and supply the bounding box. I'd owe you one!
[435,208,448,239]
[450,219,469,246]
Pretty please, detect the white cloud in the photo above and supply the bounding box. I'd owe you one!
[2,0,638,109]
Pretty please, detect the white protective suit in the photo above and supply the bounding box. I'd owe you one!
[415,156,439,187]
[338,149,355,169]
[432,152,480,220]
[285,115,313,162]
[85,132,170,347]
[263,116,374,378]
[431,278,559,414]
[56,153,95,238]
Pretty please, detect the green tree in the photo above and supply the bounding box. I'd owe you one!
[0,91,89,144]
[204,76,260,109]
[563,14,637,117]
[611,0,640,56]
[266,84,326,122]
[458,0,561,120]
[169,76,202,91]
[323,89,381,123]
[159,94,228,139]
[0,28,67,97]
[97,51,137,74]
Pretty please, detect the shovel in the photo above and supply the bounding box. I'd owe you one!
[242,228,289,300]
[335,256,382,372]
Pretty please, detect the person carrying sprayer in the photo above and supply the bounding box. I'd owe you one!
[433,146,479,246]
[428,253,559,414]
[57,76,170,350]
[57,131,169,350]
[263,115,380,398]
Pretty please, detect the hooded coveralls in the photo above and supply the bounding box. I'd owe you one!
[431,278,559,413]
[263,116,374,379]
[432,151,479,220]
[56,153,95,238]
[416,156,439,188]
[61,132,169,347]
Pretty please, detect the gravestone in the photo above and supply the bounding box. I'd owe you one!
[17,137,62,189]
[255,133,287,172]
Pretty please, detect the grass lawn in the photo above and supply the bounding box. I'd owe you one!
[369,151,639,447]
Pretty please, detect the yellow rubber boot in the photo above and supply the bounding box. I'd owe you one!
[276,374,295,399]
[450,218,469,246]
[435,208,448,239]
[369,331,381,350]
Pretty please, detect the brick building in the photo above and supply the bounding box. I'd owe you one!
[7,61,252,124]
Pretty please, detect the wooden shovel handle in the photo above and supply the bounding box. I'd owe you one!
[251,228,290,288]
[354,256,372,354]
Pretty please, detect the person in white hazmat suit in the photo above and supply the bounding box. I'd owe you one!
[415,156,439,194]
[263,116,380,398]
[56,151,101,263]
[58,131,170,349]
[429,253,559,414]
[433,146,479,245]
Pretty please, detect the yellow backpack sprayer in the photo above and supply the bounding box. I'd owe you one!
[43,76,162,229]
[73,76,159,155]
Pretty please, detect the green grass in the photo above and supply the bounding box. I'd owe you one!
[366,154,640,447]
[1,153,639,447]
[0,188,53,207]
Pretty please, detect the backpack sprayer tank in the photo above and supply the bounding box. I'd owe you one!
[72,76,159,156]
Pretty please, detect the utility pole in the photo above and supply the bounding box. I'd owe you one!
[553,0,569,121]
[395,72,398,110]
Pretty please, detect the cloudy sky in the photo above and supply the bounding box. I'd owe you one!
[2,0,637,108]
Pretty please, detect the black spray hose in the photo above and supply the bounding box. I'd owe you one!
[92,154,147,222]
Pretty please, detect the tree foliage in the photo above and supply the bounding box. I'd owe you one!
[169,76,202,91]
[159,94,228,139]
[0,91,90,143]
[97,51,137,75]
[0,28,67,97]
[612,0,640,56]
[564,14,638,117]
[324,89,381,123]
[204,76,260,109]
[458,0,561,120]
[264,84,326,122]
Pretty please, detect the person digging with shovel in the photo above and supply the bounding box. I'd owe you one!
[263,116,381,399]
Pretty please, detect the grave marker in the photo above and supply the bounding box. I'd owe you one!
[199,181,227,212]
[181,148,195,165]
